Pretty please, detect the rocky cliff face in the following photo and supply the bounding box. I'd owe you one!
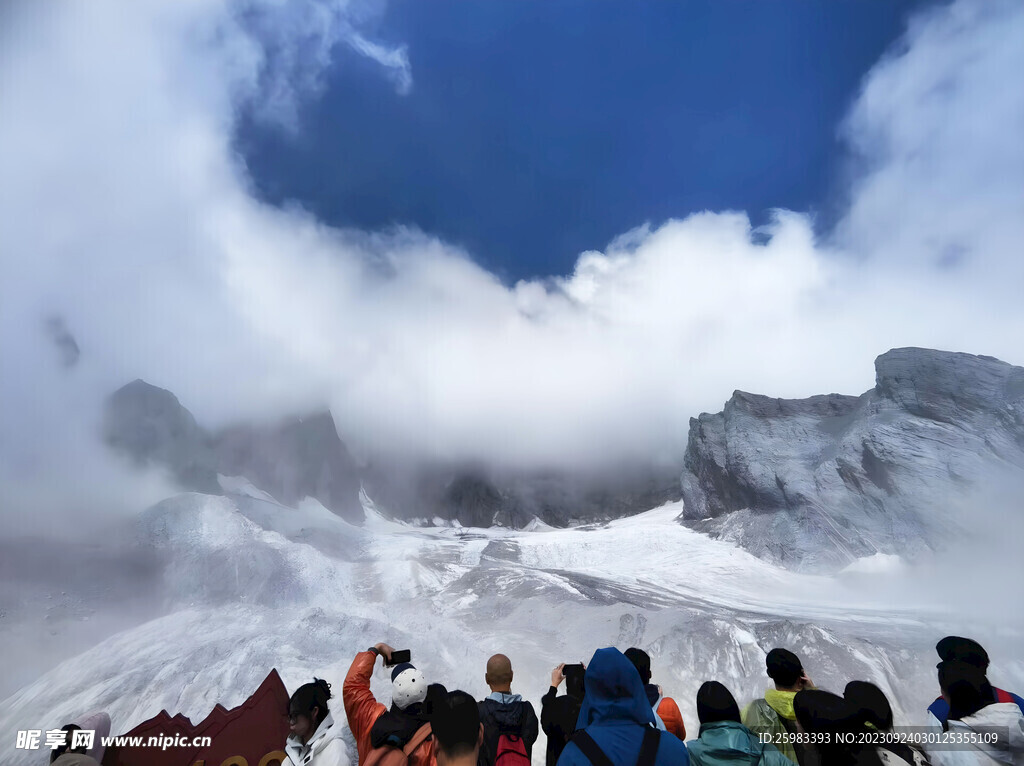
[212,413,363,519]
[680,348,1024,570]
[104,380,221,494]
[103,381,363,520]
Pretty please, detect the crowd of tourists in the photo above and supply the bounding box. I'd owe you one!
[280,635,1024,766]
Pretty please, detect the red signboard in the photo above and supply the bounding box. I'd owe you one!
[102,669,291,766]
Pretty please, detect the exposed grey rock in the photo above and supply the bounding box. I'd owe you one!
[44,316,80,368]
[103,380,220,493]
[213,412,362,520]
[361,462,681,528]
[104,381,362,520]
[680,348,1024,570]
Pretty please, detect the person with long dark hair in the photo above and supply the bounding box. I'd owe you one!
[843,681,928,766]
[793,689,872,766]
[285,677,347,766]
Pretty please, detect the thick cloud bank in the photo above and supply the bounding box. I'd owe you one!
[2,0,1023,524]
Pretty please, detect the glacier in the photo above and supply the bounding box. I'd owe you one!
[2,489,1021,765]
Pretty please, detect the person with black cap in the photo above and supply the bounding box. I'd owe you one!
[741,648,814,765]
[686,681,792,766]
[926,637,1024,729]
[542,662,587,766]
[433,690,486,766]
[928,660,1024,766]
[342,642,436,766]
[624,648,687,740]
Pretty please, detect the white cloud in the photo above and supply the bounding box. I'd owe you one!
[836,0,1024,285]
[1,0,1023,526]
[344,30,412,95]
[228,0,413,130]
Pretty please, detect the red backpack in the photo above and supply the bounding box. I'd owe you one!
[495,732,530,766]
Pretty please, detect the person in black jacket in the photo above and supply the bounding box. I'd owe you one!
[541,662,585,766]
[477,654,538,766]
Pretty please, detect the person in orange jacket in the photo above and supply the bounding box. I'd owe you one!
[624,647,687,740]
[343,642,437,766]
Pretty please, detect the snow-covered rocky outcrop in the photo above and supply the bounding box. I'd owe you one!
[681,348,1024,570]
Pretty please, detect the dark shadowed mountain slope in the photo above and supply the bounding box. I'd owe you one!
[103,380,680,526]
[104,380,363,520]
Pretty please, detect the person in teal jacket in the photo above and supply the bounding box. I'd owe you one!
[687,681,792,766]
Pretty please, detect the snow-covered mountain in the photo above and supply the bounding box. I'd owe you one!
[682,347,1024,570]
[103,380,680,527]
[2,489,1021,765]
[5,347,1023,765]
[104,348,1024,565]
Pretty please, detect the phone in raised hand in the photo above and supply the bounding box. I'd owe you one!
[385,649,412,667]
[563,663,585,685]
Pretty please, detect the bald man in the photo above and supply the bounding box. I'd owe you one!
[476,653,538,766]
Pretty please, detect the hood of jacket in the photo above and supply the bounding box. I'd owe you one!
[645,684,663,709]
[285,711,340,764]
[576,648,657,729]
[693,720,765,760]
[763,689,797,722]
[481,695,526,731]
[950,702,1024,765]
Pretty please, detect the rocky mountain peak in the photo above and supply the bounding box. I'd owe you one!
[680,347,1024,571]
[103,381,363,519]
[104,380,220,493]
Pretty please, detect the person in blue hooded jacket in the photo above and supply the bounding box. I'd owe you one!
[556,647,690,766]
[686,681,791,766]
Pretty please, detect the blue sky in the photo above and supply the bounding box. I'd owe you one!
[5,0,1022,481]
[238,0,935,281]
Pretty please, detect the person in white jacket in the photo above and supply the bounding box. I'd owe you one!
[285,677,351,766]
[928,661,1024,766]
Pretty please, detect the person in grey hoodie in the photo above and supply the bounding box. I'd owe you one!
[686,681,792,766]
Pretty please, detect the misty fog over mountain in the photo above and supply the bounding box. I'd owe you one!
[1,0,1023,763]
